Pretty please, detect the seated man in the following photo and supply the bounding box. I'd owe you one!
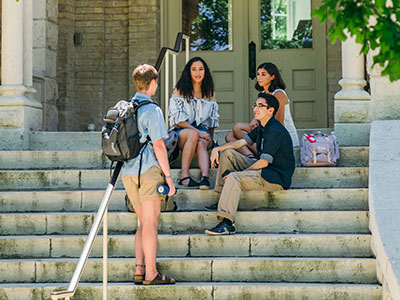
[205,93,295,235]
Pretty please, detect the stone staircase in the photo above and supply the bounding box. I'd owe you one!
[0,134,382,300]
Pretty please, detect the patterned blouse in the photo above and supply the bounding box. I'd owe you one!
[168,94,219,129]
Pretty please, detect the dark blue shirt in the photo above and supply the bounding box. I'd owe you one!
[243,117,295,189]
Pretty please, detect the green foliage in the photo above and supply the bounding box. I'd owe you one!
[190,0,231,51]
[312,0,400,82]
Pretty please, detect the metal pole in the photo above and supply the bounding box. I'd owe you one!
[165,54,169,128]
[185,38,189,63]
[51,162,123,300]
[103,207,108,300]
[173,54,176,88]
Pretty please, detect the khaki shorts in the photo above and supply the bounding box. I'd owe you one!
[122,166,165,209]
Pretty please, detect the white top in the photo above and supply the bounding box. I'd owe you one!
[168,94,219,129]
[272,89,300,147]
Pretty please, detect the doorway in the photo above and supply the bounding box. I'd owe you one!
[162,0,327,129]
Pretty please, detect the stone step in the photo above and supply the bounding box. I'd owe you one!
[0,211,369,235]
[0,233,372,259]
[0,257,377,284]
[0,188,368,212]
[30,129,334,150]
[0,167,368,191]
[0,282,382,300]
[0,146,369,170]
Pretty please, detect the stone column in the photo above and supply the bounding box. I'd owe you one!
[334,32,371,146]
[0,0,42,150]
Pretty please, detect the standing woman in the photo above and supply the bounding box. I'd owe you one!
[225,62,299,157]
[169,57,219,189]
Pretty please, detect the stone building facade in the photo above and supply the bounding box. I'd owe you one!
[57,0,160,131]
[1,0,343,131]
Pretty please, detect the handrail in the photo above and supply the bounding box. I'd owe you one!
[51,161,122,300]
[155,32,190,127]
[51,32,190,300]
[155,32,189,70]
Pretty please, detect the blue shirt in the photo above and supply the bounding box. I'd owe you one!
[122,92,168,176]
[243,117,295,189]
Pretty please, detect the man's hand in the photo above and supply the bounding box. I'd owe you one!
[249,119,258,131]
[165,177,176,197]
[210,147,220,168]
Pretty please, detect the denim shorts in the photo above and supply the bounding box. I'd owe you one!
[175,124,212,138]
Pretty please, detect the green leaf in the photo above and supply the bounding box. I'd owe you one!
[312,6,327,19]
[314,0,400,81]
[375,0,386,9]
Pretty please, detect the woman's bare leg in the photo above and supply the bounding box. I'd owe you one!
[225,122,257,156]
[197,138,212,177]
[178,129,199,184]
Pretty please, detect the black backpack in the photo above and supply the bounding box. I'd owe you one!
[102,99,154,162]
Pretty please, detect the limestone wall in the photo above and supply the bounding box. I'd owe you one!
[57,0,75,131]
[57,0,160,131]
[369,120,400,300]
[33,0,59,131]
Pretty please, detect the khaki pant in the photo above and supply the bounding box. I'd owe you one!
[122,166,165,209]
[216,149,283,222]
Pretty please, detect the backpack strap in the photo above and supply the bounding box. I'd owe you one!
[131,97,159,189]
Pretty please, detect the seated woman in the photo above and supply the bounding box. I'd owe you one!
[225,62,299,158]
[169,57,219,189]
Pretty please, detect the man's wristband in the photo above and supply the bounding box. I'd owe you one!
[165,175,171,178]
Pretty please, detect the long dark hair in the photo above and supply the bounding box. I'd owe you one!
[175,57,214,99]
[255,62,286,93]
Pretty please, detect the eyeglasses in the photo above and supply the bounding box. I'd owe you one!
[252,103,270,109]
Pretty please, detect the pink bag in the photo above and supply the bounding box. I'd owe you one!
[300,132,340,167]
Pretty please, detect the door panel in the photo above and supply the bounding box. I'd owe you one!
[248,0,327,128]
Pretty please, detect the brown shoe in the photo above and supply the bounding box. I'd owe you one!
[143,272,176,285]
[133,264,145,285]
[134,274,144,285]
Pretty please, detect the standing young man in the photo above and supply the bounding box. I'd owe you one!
[122,64,176,284]
[205,93,295,235]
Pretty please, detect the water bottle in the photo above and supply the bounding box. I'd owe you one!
[157,184,169,195]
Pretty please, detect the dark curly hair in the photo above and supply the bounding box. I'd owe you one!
[255,62,286,93]
[175,57,214,99]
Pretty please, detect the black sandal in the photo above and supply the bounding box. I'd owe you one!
[199,176,210,190]
[178,176,200,188]
[143,272,176,285]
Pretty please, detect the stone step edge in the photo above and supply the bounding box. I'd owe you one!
[0,210,369,216]
[0,187,368,193]
[0,166,368,171]
[0,233,372,238]
[0,282,381,288]
[0,257,376,263]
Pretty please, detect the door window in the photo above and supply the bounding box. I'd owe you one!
[182,0,233,51]
[260,0,312,50]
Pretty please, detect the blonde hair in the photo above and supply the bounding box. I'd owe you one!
[132,64,158,91]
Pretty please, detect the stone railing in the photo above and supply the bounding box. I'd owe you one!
[369,120,400,300]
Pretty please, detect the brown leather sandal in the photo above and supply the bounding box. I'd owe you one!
[134,263,145,285]
[143,272,176,285]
